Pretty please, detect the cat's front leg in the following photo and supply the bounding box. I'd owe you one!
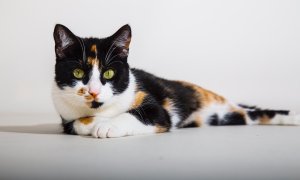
[91,113,154,138]
[61,116,107,136]
[92,112,171,138]
[62,114,156,137]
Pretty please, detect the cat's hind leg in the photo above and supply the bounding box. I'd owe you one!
[186,103,247,126]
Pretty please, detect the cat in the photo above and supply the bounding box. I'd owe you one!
[52,24,300,138]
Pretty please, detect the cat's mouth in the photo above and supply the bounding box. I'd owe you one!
[91,101,103,109]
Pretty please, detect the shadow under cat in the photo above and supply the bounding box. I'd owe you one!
[0,123,63,134]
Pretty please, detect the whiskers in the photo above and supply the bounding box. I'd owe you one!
[105,41,117,62]
[106,53,122,65]
[104,41,123,66]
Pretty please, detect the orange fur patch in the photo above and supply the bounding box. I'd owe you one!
[162,98,171,111]
[87,57,99,66]
[79,117,94,125]
[91,44,97,53]
[155,125,168,133]
[131,91,147,109]
[77,88,87,96]
[177,81,226,107]
[194,116,203,127]
[259,115,271,125]
[84,95,94,101]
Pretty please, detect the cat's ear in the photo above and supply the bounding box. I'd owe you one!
[110,24,132,57]
[53,24,80,59]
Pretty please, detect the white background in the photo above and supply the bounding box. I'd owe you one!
[0,0,299,114]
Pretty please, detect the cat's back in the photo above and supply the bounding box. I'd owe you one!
[130,68,197,101]
[130,68,228,126]
[130,68,225,106]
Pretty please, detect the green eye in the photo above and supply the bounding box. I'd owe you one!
[103,69,115,80]
[73,68,84,79]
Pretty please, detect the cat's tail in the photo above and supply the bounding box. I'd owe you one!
[238,104,300,125]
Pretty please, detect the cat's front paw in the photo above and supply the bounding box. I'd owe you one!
[92,122,127,138]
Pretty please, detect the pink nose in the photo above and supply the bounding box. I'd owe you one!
[89,90,99,98]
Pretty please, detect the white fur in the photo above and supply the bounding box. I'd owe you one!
[92,113,156,138]
[73,119,97,136]
[89,63,114,103]
[52,81,97,120]
[97,83,114,103]
[170,114,181,129]
[88,64,101,95]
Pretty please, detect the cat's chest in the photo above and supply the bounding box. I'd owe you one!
[57,101,128,121]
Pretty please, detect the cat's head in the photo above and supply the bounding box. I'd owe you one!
[53,24,132,109]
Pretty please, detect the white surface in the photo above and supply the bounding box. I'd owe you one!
[0,0,299,114]
[0,117,300,180]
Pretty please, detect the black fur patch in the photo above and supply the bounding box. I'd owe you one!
[209,114,219,126]
[238,104,257,110]
[128,95,171,130]
[221,112,246,125]
[91,101,103,109]
[61,118,76,135]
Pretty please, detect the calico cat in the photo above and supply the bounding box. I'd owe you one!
[52,24,300,138]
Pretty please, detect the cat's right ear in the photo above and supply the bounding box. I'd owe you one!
[53,24,80,59]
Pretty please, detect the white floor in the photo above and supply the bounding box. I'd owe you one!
[0,114,300,180]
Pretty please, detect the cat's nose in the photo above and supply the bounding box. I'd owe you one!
[88,80,100,98]
[88,90,99,98]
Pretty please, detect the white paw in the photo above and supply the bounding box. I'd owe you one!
[92,122,127,138]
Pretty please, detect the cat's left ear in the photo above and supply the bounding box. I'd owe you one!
[110,24,132,57]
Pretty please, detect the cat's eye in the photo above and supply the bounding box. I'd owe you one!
[103,69,115,80]
[73,68,84,79]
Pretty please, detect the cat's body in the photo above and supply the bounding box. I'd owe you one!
[52,24,300,138]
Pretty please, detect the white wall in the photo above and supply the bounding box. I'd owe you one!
[0,0,299,114]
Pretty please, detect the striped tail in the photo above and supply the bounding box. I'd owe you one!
[239,104,300,125]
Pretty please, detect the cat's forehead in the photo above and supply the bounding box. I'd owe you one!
[83,38,106,66]
[84,38,104,54]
